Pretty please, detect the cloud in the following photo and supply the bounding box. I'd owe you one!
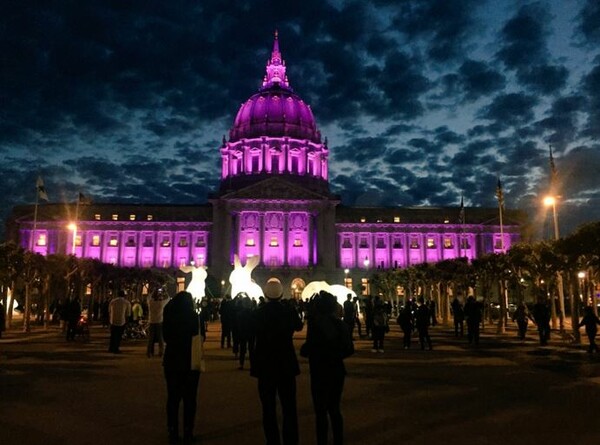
[575,0,600,45]
[479,93,538,128]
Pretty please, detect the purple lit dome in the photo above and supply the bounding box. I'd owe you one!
[229,32,321,144]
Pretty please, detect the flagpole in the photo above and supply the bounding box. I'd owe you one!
[72,194,80,255]
[32,184,40,252]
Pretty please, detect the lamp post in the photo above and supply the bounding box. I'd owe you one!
[544,195,565,332]
[578,271,586,305]
[344,268,350,289]
[363,257,369,269]
[67,223,77,256]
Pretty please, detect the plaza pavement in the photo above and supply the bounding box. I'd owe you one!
[1,319,600,445]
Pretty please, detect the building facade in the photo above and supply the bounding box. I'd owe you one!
[7,34,523,297]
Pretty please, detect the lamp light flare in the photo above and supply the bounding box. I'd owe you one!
[543,196,556,206]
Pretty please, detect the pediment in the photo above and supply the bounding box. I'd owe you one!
[220,177,331,201]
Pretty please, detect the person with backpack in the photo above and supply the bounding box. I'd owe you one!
[371,297,388,353]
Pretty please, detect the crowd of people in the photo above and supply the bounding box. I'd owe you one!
[10,286,597,445]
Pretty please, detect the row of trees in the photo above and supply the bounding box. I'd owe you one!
[0,244,178,332]
[368,221,600,343]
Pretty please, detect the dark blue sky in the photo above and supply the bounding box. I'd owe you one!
[2,0,600,239]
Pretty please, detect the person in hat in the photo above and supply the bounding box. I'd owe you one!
[250,278,303,445]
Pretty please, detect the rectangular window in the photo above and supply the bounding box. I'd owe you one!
[112,214,118,221]
[161,237,171,247]
[376,238,385,248]
[91,235,100,247]
[129,214,136,221]
[394,216,400,223]
[342,238,352,248]
[393,238,402,249]
[246,238,255,247]
[178,237,188,247]
[109,236,118,247]
[461,238,470,249]
[410,237,419,249]
[94,214,101,221]
[293,238,303,247]
[444,237,453,248]
[37,234,47,246]
[269,237,279,247]
[360,217,366,223]
[361,278,370,296]
[494,238,504,249]
[126,237,135,247]
[143,236,153,247]
[359,238,368,248]
[75,235,82,247]
[427,238,436,248]
[195,237,206,247]
[147,215,153,221]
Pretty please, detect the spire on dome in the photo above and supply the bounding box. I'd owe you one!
[262,30,290,89]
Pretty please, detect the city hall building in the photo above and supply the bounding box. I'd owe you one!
[7,35,523,298]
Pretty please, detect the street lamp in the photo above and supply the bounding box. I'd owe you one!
[543,195,565,331]
[578,271,586,305]
[67,223,77,255]
[363,257,369,269]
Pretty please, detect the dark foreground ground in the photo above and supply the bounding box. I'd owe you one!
[1,319,600,445]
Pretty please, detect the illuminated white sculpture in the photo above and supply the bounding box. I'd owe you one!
[179,263,207,301]
[301,281,355,307]
[229,254,263,300]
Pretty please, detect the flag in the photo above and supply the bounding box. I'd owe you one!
[549,145,558,188]
[36,176,49,202]
[78,192,92,205]
[495,177,504,210]
[458,195,465,224]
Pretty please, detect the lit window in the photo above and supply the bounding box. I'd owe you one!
[147,215,153,221]
[293,238,303,247]
[161,237,171,247]
[444,219,450,224]
[109,236,118,247]
[129,214,136,221]
[444,237,453,248]
[178,237,188,247]
[361,278,370,296]
[394,216,400,223]
[112,214,118,221]
[94,214,101,221]
[360,217,366,223]
[410,237,419,249]
[246,238,255,246]
[91,235,100,246]
[427,238,436,248]
[75,235,82,246]
[269,237,279,247]
[37,234,47,246]
[376,219,382,223]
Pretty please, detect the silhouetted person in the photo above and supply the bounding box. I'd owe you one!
[250,279,303,445]
[147,289,167,357]
[219,295,233,348]
[451,297,464,337]
[512,303,531,340]
[163,291,203,444]
[65,296,81,341]
[428,298,437,326]
[397,303,414,349]
[0,301,5,338]
[364,296,374,338]
[415,297,432,350]
[371,297,388,353]
[532,297,551,346]
[236,295,254,370]
[342,294,356,339]
[578,306,600,353]
[464,296,482,345]
[302,291,354,445]
[353,297,363,338]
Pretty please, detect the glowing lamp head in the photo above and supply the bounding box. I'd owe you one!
[543,196,556,207]
[67,223,76,231]
[578,271,586,279]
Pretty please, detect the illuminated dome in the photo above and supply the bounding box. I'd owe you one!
[220,31,329,192]
[229,31,321,143]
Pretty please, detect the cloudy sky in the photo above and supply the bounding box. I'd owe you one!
[2,0,599,239]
